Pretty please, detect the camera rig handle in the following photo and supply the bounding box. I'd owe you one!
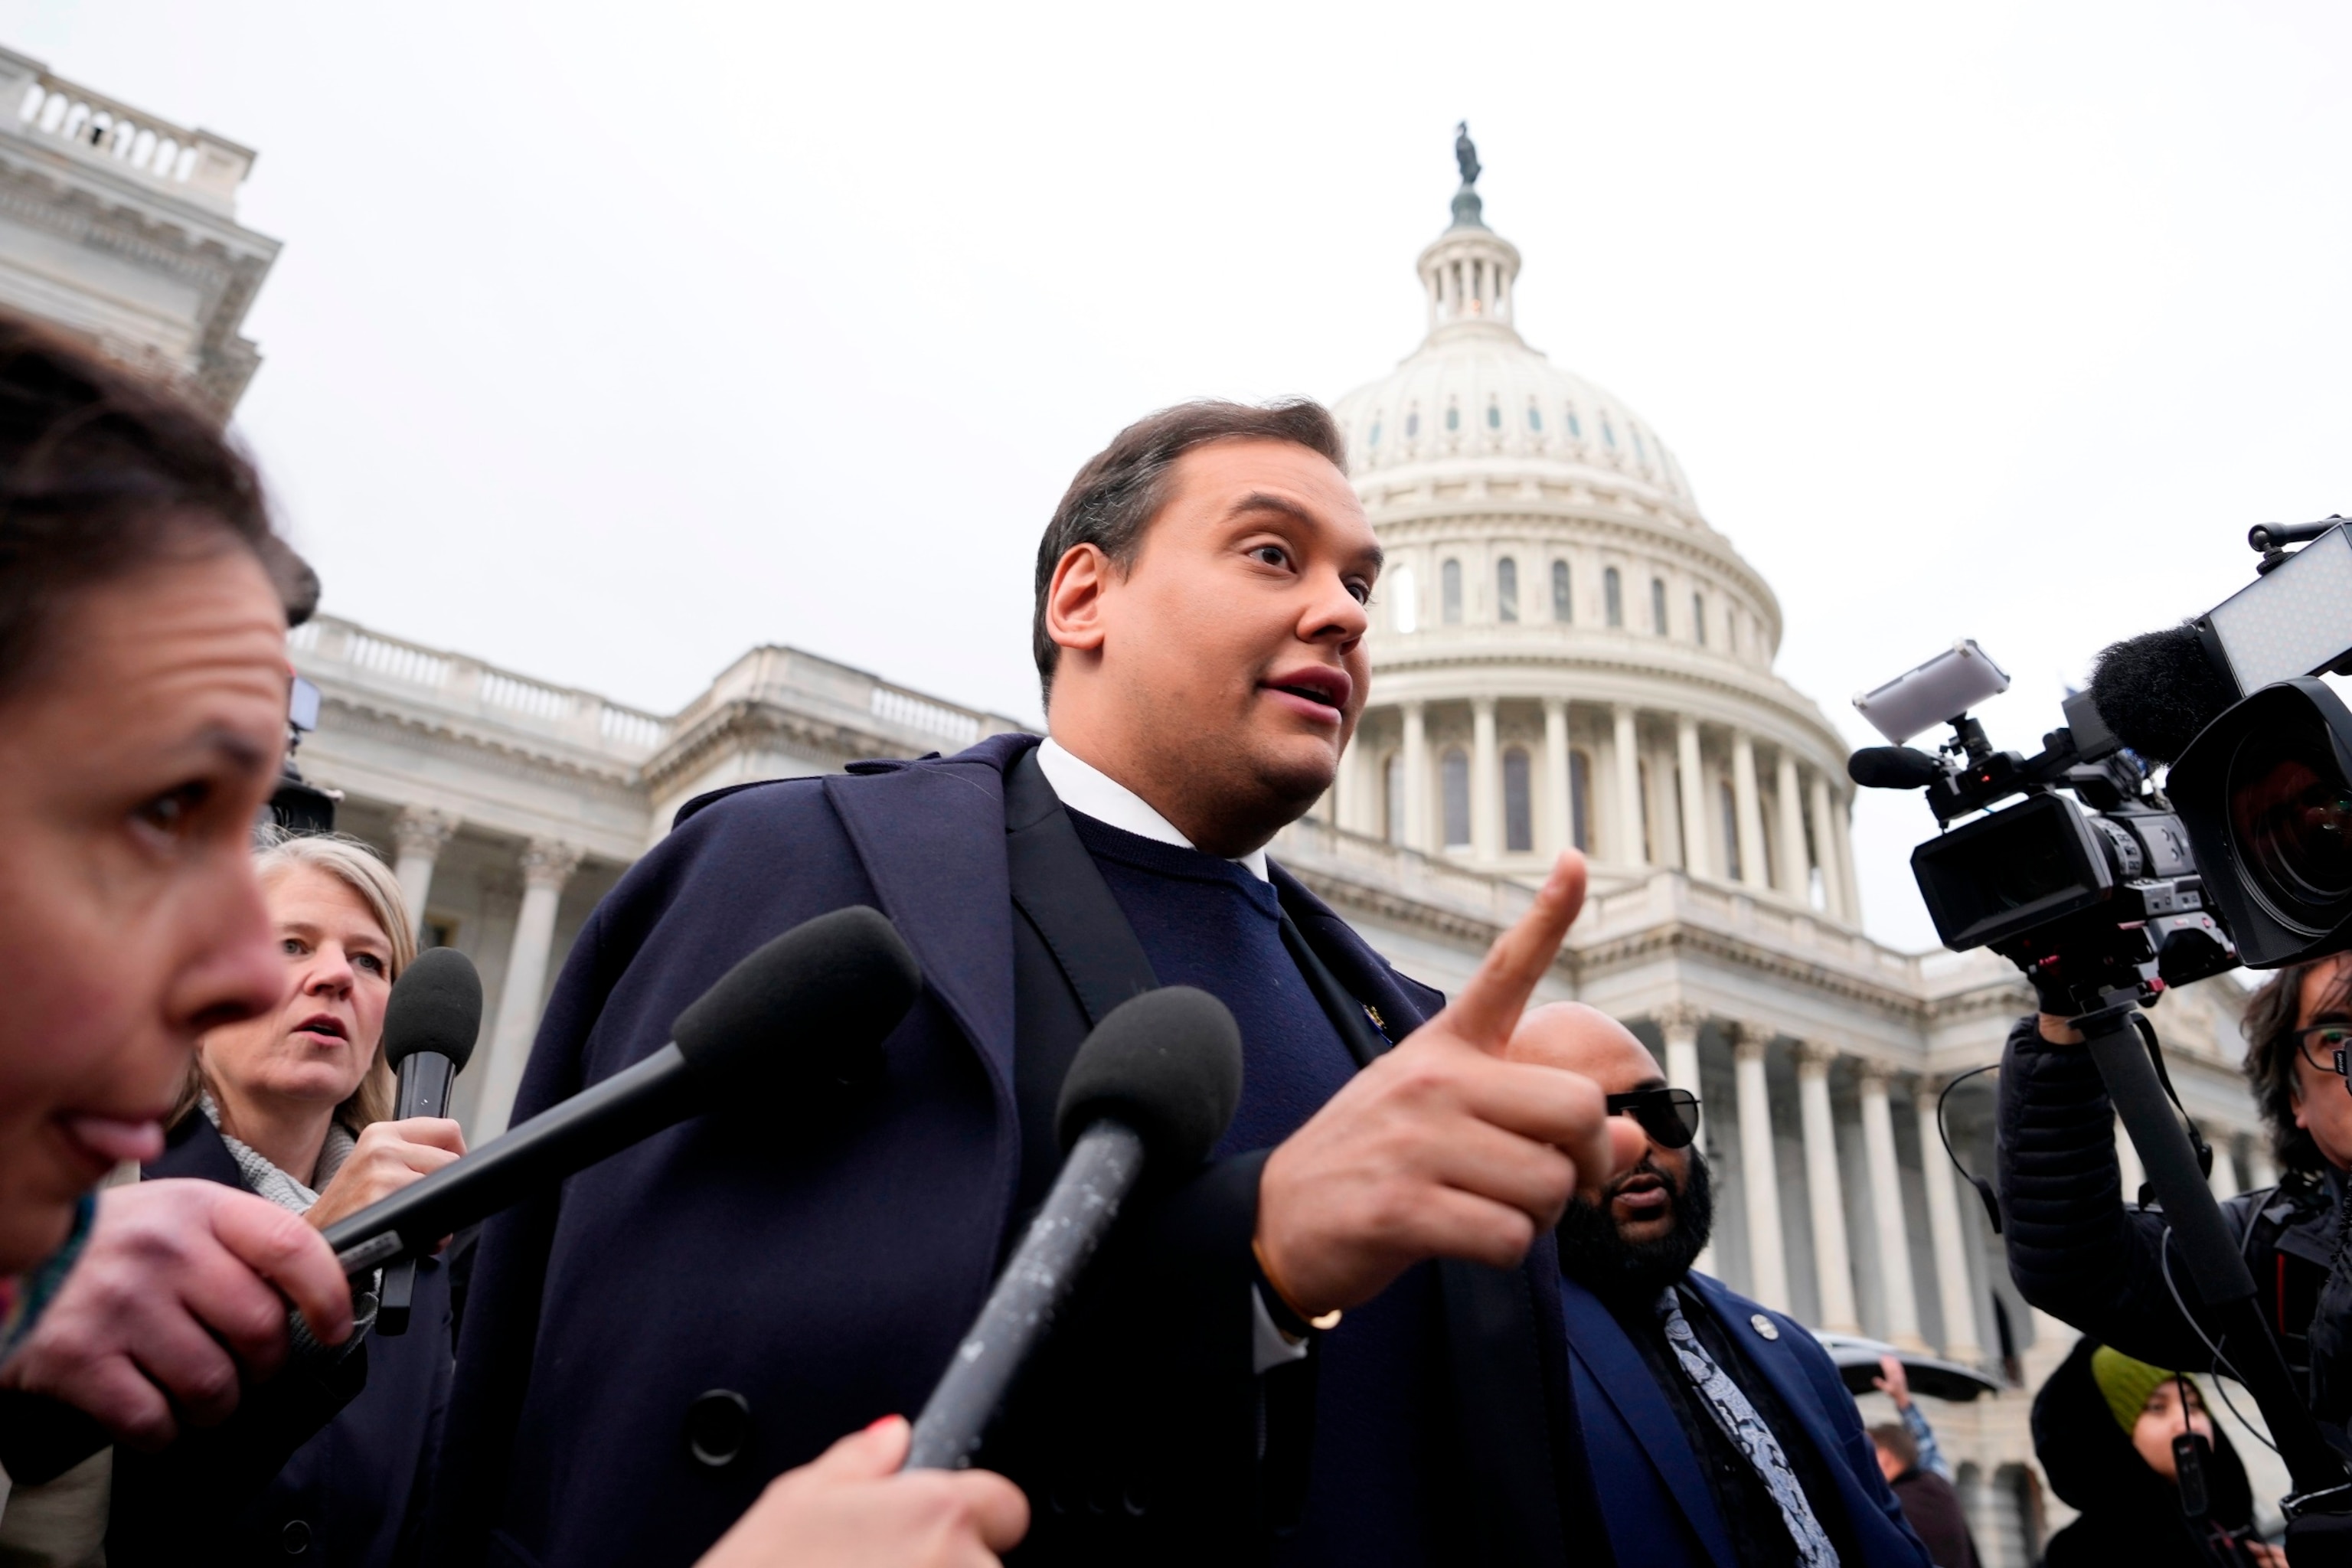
[2076,1001,2352,1516]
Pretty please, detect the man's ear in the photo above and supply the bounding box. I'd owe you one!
[1045,544,1112,658]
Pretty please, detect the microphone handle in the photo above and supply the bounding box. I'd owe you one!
[324,1042,699,1276]
[377,1050,460,1335]
[903,1118,1146,1472]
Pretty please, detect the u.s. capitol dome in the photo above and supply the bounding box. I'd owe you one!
[1325,159,1860,924]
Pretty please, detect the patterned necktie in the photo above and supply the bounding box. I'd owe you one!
[1656,1289,1841,1568]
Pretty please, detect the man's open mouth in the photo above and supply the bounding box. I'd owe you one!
[1262,667,1353,712]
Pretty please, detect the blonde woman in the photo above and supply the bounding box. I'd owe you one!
[109,833,468,1568]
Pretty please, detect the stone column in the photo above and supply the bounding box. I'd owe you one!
[1402,701,1429,852]
[1808,773,1847,921]
[1658,1003,1715,1275]
[1612,705,1644,864]
[390,807,459,941]
[1471,697,1500,859]
[1858,1065,1927,1350]
[474,839,584,1139]
[1658,1002,1706,1102]
[1916,1078,1988,1363]
[1543,697,1571,854]
[2116,1115,2147,1204]
[1732,1026,1790,1313]
[1831,785,1863,920]
[1775,751,1810,903]
[1731,733,1769,889]
[1795,1042,1860,1332]
[2206,1128,2241,1200]
[1676,717,1710,879]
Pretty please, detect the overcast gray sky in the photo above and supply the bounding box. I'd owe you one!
[7,0,2349,952]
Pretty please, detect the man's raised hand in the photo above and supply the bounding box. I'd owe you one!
[1255,851,1644,1319]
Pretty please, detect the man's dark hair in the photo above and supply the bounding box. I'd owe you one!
[1867,1421,1919,1475]
[2242,959,2347,1176]
[1555,1147,1715,1302]
[1030,398,1348,701]
[0,313,289,700]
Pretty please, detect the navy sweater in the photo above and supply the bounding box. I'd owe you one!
[1069,813,1446,1566]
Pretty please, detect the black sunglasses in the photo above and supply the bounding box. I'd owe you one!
[1606,1087,1701,1149]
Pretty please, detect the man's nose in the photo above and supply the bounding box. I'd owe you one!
[1303,570,1370,642]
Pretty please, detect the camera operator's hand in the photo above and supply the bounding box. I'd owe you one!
[694,1416,1027,1568]
[1254,852,1645,1318]
[0,1178,351,1449]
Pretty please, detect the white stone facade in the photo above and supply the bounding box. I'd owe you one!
[0,47,276,413]
[0,61,2288,1560]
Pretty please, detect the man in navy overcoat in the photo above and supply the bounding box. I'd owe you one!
[426,400,1638,1567]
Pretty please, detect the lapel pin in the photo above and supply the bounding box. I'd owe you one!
[1750,1313,1780,1341]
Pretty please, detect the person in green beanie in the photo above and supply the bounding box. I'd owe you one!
[2033,1339,2282,1567]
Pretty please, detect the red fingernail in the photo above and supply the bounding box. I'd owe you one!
[865,1413,901,1432]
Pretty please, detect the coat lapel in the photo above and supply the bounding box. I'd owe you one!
[822,737,1030,1115]
[1558,1271,1739,1568]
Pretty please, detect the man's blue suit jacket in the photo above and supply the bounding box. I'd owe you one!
[424,733,1599,1568]
[1558,1269,1932,1568]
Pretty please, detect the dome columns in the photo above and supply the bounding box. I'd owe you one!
[1334,694,1862,924]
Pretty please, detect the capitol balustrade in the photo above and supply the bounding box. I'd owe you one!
[291,616,674,765]
[0,48,254,213]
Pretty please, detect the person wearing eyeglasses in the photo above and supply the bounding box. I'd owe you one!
[1997,956,2352,1408]
[1509,1003,1936,1568]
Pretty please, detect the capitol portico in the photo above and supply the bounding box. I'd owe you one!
[0,61,2288,1560]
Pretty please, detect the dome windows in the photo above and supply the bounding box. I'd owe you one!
[1406,410,1420,438]
[1551,560,1571,622]
[1602,415,1618,449]
[1446,404,1461,433]
[1566,406,1583,439]
[1604,567,1624,628]
[1527,405,1543,433]
[1497,557,1518,622]
[1441,559,1463,624]
[1650,577,1668,635]
[1692,592,1707,646]
[1485,403,1501,430]
[1632,426,1650,466]
[1367,419,1383,448]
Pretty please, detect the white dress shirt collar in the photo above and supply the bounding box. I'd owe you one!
[1034,737,1270,883]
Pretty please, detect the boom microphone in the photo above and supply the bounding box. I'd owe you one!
[2086,623,2239,765]
[374,947,482,1334]
[903,986,1243,1472]
[322,905,922,1276]
[1847,746,1944,791]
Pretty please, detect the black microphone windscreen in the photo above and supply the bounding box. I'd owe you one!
[1054,986,1243,1168]
[382,948,483,1072]
[1848,746,1944,791]
[670,905,922,1098]
[2088,623,2241,764]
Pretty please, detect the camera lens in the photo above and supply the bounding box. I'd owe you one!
[2226,712,2352,930]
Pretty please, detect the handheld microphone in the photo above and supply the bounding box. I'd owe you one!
[904,985,1243,1472]
[322,905,922,1276]
[373,947,482,1334]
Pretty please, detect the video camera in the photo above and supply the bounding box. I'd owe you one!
[1846,517,2352,1550]
[1851,516,2352,1006]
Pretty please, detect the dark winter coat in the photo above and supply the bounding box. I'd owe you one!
[2034,1338,2263,1568]
[1997,1013,2334,1389]
[104,1114,456,1568]
[423,733,1609,1568]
